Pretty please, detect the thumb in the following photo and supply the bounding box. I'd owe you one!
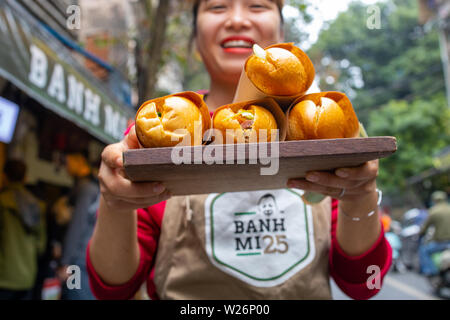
[123,124,141,151]
[101,123,138,169]
[114,124,140,168]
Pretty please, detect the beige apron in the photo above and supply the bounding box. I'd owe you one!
[153,189,332,300]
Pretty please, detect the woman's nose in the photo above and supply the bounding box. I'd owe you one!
[224,7,251,31]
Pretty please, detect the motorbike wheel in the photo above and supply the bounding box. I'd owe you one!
[435,270,450,299]
[443,269,450,287]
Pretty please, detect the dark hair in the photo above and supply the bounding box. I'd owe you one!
[4,159,27,182]
[192,0,285,37]
[257,193,276,205]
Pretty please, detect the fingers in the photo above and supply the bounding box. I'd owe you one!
[303,171,367,190]
[334,159,379,181]
[102,189,172,210]
[99,164,166,199]
[101,124,139,169]
[288,178,376,199]
[124,124,140,150]
[291,160,378,190]
[101,143,125,169]
[288,178,342,197]
[287,160,379,199]
[109,187,171,204]
[98,123,172,213]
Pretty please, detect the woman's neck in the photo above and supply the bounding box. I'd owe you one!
[204,78,238,112]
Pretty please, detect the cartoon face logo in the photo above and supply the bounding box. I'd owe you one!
[257,194,278,216]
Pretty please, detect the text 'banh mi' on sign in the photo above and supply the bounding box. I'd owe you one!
[28,43,128,141]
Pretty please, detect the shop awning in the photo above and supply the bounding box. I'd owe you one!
[0,0,134,144]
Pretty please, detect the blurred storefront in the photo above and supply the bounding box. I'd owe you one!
[0,0,135,299]
[0,0,134,189]
[0,0,136,221]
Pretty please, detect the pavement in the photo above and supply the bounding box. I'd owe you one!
[331,269,442,300]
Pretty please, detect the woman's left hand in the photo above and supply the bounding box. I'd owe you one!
[287,159,379,202]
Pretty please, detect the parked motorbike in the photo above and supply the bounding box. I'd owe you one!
[418,223,450,299]
[428,249,450,299]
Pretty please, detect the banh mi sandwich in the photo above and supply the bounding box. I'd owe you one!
[135,92,211,148]
[212,98,286,143]
[286,92,360,140]
[245,43,315,97]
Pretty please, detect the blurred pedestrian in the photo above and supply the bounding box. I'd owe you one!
[58,153,99,300]
[419,191,450,276]
[380,208,392,233]
[0,159,46,300]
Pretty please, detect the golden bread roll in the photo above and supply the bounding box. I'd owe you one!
[213,104,278,143]
[287,92,359,140]
[245,43,315,96]
[135,92,211,148]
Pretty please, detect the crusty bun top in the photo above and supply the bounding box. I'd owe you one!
[213,104,279,143]
[287,92,360,140]
[245,43,315,96]
[136,94,209,148]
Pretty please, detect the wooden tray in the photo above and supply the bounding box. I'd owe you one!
[123,137,396,196]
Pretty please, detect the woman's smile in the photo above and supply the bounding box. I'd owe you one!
[196,0,283,86]
[220,35,255,54]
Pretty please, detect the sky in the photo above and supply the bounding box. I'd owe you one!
[284,0,387,49]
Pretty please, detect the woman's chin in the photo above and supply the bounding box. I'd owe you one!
[219,69,243,84]
[218,60,248,76]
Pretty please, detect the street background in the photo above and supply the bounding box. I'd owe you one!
[331,271,442,300]
[0,0,449,300]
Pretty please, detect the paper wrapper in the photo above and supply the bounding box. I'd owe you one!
[233,43,315,111]
[212,98,287,143]
[135,91,212,148]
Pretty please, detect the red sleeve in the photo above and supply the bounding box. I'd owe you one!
[329,198,392,300]
[86,201,166,300]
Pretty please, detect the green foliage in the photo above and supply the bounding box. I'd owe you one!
[309,0,445,122]
[368,94,450,198]
[309,0,448,203]
[164,4,210,92]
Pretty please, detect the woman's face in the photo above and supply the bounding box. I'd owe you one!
[195,0,284,85]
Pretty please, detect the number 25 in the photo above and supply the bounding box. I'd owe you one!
[263,235,288,254]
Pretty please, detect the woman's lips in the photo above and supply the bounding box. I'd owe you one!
[223,47,253,54]
[221,37,255,54]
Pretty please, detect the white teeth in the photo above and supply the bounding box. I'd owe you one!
[223,40,253,48]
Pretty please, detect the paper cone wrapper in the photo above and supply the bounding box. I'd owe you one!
[285,91,360,140]
[212,98,287,144]
[135,91,212,148]
[233,43,316,111]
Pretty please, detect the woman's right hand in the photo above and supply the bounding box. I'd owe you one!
[98,124,172,213]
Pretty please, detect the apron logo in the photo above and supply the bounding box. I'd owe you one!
[234,193,288,256]
[204,189,316,287]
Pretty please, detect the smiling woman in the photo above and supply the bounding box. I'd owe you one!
[87,0,392,301]
[193,0,285,111]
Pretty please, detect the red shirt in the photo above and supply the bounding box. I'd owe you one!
[86,110,392,300]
